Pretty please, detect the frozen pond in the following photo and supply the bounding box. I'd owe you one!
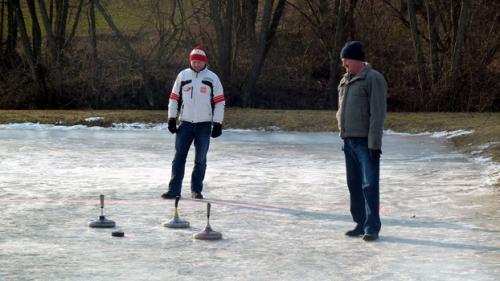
[0,125,499,280]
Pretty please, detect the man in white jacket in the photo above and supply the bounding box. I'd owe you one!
[162,45,225,200]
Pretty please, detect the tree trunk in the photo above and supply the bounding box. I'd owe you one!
[54,0,69,51]
[5,0,18,61]
[450,0,471,96]
[479,12,500,67]
[38,0,64,107]
[240,0,258,44]
[94,0,156,108]
[153,0,181,63]
[210,0,235,84]
[326,0,346,110]
[49,0,54,25]
[223,0,235,83]
[0,0,5,57]
[450,0,461,45]
[12,0,35,75]
[242,0,287,107]
[88,0,101,108]
[425,0,439,85]
[345,0,358,40]
[12,0,49,105]
[38,0,58,62]
[407,0,428,100]
[26,0,42,61]
[66,0,85,48]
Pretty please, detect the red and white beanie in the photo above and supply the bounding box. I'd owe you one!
[189,45,208,62]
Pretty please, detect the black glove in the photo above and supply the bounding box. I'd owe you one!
[211,122,222,138]
[168,118,177,134]
[369,149,382,160]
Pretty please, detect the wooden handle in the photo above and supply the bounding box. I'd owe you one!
[207,202,211,219]
[175,196,180,208]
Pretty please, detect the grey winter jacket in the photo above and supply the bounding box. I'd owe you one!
[336,65,387,150]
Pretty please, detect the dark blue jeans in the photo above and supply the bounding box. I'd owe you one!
[168,121,211,194]
[343,137,381,234]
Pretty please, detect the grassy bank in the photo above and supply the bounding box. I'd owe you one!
[0,109,499,165]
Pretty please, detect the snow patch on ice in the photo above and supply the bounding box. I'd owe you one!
[0,122,280,132]
[430,129,474,138]
[262,125,282,131]
[0,122,168,131]
[471,142,499,155]
[223,128,258,132]
[0,123,476,138]
[0,122,91,130]
[84,117,104,122]
[385,129,474,139]
[468,142,500,186]
[471,156,500,187]
[111,122,168,130]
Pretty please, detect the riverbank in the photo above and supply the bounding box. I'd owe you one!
[0,109,498,185]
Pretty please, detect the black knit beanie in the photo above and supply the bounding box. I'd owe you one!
[340,41,365,61]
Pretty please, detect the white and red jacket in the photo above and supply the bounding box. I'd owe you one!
[168,67,225,123]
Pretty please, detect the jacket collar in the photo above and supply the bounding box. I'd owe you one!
[190,65,208,74]
[342,63,372,84]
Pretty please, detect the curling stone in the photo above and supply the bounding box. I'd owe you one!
[88,195,116,228]
[193,202,222,240]
[164,196,190,228]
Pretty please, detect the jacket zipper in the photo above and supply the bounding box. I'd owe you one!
[191,71,199,99]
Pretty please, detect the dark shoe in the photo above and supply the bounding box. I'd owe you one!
[362,233,379,241]
[345,225,364,237]
[161,191,180,199]
[191,192,203,199]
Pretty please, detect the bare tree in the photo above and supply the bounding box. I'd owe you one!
[239,0,258,44]
[209,0,236,83]
[5,0,18,62]
[65,0,85,48]
[449,0,471,93]
[54,0,69,51]
[0,0,5,59]
[242,0,287,107]
[11,0,49,104]
[149,0,183,63]
[288,0,358,108]
[424,0,439,85]
[450,0,461,45]
[328,0,348,106]
[26,0,42,61]
[407,0,428,98]
[88,0,101,107]
[38,0,64,106]
[94,0,157,107]
[478,11,500,67]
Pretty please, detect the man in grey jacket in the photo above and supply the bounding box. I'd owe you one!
[336,41,387,241]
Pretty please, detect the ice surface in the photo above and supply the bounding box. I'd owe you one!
[0,126,499,281]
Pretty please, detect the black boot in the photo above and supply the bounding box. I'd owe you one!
[362,233,379,241]
[161,190,180,199]
[345,225,364,237]
[191,192,203,199]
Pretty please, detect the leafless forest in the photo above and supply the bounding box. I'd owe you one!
[1,0,499,111]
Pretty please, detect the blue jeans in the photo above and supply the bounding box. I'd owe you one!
[169,121,211,194]
[343,137,381,234]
